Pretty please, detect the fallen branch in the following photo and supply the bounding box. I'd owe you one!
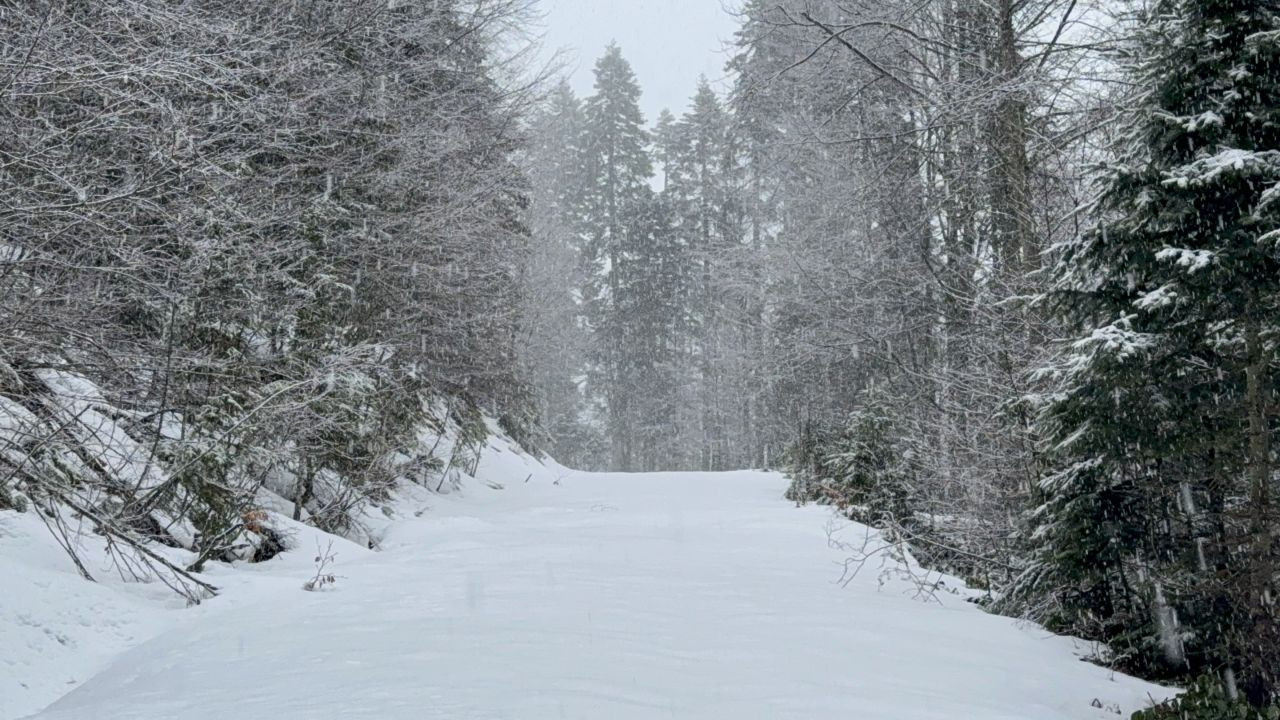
[43,484,218,603]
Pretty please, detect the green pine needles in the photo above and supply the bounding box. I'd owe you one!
[1018,0,1280,704]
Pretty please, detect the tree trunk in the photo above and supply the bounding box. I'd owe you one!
[990,0,1034,280]
[1242,310,1275,703]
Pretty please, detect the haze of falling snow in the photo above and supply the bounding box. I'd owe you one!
[1,0,1279,718]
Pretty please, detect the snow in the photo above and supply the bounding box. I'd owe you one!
[0,397,39,449]
[1161,147,1280,189]
[7,464,1174,720]
[1073,314,1153,360]
[1158,109,1223,133]
[0,511,181,720]
[1154,247,1215,273]
[1258,180,1280,214]
[1135,283,1179,310]
[33,369,166,492]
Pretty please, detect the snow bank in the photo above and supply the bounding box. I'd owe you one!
[0,510,180,720]
[1,410,558,720]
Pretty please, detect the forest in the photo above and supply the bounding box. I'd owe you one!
[2,0,1279,717]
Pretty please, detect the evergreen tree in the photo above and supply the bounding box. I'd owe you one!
[609,193,693,470]
[522,82,604,469]
[653,109,684,192]
[1023,0,1280,704]
[666,79,740,470]
[581,44,655,470]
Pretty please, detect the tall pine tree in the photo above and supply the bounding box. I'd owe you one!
[522,82,604,469]
[581,44,655,470]
[665,79,742,470]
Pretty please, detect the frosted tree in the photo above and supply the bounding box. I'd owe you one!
[611,193,694,470]
[723,0,1120,584]
[521,82,605,469]
[662,79,749,471]
[1023,0,1280,704]
[0,0,542,589]
[580,44,656,470]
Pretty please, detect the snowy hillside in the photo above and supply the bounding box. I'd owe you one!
[1,428,560,720]
[11,468,1173,720]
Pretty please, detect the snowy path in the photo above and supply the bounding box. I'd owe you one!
[25,470,1168,719]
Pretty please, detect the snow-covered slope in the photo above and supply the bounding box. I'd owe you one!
[1,427,561,720]
[15,468,1172,720]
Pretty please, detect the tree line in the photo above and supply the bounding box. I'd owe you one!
[524,49,765,473]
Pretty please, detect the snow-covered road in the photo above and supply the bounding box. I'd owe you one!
[24,470,1169,719]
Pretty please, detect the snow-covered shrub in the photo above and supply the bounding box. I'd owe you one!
[784,395,918,527]
[289,363,425,527]
[1132,677,1278,720]
[154,397,262,566]
[785,393,1017,592]
[782,420,828,504]
[0,485,25,513]
[815,405,918,526]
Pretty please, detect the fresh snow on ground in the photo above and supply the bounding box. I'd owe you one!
[1,510,180,720]
[9,464,1172,720]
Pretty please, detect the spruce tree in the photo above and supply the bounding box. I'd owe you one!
[581,44,655,470]
[522,82,602,469]
[653,109,684,192]
[1023,0,1280,703]
[669,79,737,470]
[612,193,693,470]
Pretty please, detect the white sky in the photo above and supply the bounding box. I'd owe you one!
[536,0,742,125]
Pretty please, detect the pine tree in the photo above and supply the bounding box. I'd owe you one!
[653,109,684,192]
[611,193,693,470]
[1024,0,1280,703]
[666,79,739,470]
[725,3,787,468]
[522,82,603,469]
[581,44,656,470]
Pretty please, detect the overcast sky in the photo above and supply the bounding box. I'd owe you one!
[536,0,741,125]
